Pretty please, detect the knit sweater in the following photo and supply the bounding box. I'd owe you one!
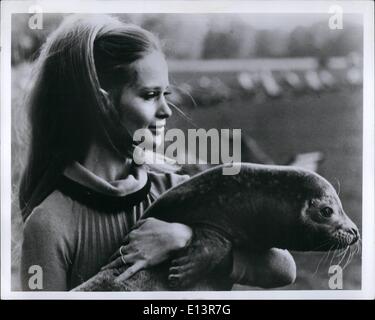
[21,162,190,291]
[21,163,255,291]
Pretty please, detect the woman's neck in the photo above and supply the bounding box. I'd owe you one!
[81,142,132,181]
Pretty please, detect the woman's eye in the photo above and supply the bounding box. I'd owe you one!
[142,91,171,100]
[143,92,158,100]
[320,207,334,218]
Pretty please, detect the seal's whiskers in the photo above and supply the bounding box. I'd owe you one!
[314,243,335,275]
[313,254,326,275]
[334,178,341,196]
[329,244,340,268]
[311,240,332,251]
[336,247,348,257]
[324,245,336,265]
[344,243,359,270]
[336,246,350,267]
[342,247,354,270]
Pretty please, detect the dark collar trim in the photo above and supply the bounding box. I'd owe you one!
[56,174,151,213]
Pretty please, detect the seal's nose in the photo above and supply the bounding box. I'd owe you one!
[349,227,359,245]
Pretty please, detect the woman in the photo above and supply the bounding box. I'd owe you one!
[20,14,295,291]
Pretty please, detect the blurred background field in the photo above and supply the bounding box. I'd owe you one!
[11,12,363,290]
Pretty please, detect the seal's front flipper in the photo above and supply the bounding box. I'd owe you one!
[168,227,232,289]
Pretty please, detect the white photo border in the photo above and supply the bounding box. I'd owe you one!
[1,0,374,300]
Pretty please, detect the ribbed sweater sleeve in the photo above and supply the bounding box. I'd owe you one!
[21,205,75,291]
[20,170,191,291]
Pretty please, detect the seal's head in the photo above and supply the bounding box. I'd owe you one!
[293,170,360,251]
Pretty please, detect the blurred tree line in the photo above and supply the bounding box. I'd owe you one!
[11,13,362,65]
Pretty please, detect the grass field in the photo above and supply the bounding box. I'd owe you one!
[11,62,363,290]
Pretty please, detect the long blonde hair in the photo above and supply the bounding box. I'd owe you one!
[19,14,171,220]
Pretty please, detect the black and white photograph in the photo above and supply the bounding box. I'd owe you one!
[1,0,374,300]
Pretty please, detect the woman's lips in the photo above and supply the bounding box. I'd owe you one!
[148,125,165,134]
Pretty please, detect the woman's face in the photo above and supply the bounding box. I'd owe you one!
[117,50,172,147]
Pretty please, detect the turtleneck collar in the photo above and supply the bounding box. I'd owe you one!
[63,161,148,197]
[56,161,151,212]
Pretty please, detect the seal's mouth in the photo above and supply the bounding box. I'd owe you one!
[308,228,360,251]
[319,228,360,250]
[332,228,360,248]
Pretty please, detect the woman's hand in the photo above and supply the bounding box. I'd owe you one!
[101,218,192,282]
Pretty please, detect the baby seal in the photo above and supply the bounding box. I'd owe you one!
[73,163,359,291]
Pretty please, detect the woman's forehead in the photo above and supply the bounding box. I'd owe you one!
[132,51,169,88]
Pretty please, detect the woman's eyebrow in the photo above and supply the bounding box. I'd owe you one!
[140,86,170,91]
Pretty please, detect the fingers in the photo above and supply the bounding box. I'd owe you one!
[121,227,139,246]
[168,262,195,288]
[117,218,150,246]
[109,244,131,262]
[122,234,130,246]
[126,219,147,235]
[102,253,137,270]
[171,256,190,266]
[169,263,192,274]
[115,261,145,283]
[101,258,123,271]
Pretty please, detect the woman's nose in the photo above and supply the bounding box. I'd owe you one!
[157,96,172,119]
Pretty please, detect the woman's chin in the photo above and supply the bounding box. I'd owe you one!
[152,133,164,148]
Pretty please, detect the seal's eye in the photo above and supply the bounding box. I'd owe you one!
[320,207,334,218]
